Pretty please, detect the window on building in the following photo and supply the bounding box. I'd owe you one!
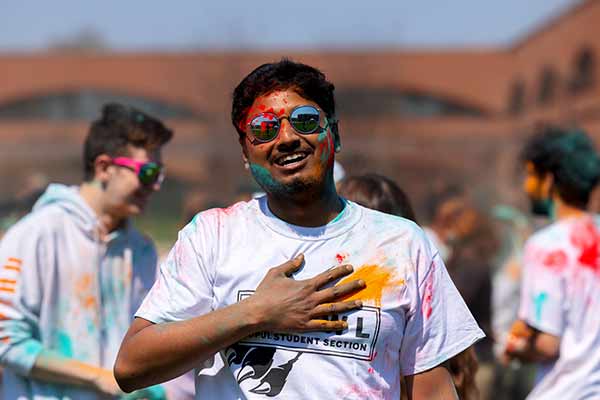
[569,47,595,94]
[538,67,558,105]
[0,89,201,120]
[336,88,487,118]
[508,80,525,115]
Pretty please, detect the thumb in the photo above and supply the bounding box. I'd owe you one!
[281,254,304,277]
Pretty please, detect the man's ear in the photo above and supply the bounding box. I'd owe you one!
[331,120,342,153]
[239,136,250,170]
[541,172,555,198]
[93,154,113,184]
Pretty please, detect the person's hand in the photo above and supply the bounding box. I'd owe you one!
[249,254,365,333]
[502,320,533,365]
[93,368,125,397]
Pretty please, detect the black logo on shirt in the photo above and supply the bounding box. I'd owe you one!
[224,290,381,396]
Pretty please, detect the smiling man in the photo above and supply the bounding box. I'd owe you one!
[0,103,172,400]
[505,126,600,399]
[115,59,483,399]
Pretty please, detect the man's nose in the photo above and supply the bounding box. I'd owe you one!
[276,119,301,150]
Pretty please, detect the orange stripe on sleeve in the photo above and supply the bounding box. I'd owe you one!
[0,279,16,285]
[0,287,15,294]
[7,258,21,265]
[3,265,21,272]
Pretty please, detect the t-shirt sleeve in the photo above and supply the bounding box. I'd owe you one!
[399,230,485,376]
[135,216,216,324]
[518,238,566,337]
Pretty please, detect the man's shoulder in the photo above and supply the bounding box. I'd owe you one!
[355,203,422,235]
[190,200,257,228]
[526,219,572,249]
[4,204,70,238]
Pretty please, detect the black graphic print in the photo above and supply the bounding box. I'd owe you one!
[225,343,302,397]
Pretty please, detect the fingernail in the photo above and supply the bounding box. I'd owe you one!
[355,300,363,307]
[345,265,353,272]
[342,322,348,329]
[358,279,366,287]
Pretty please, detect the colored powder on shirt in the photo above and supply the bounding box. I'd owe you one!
[542,250,568,273]
[533,292,549,324]
[57,332,73,357]
[338,264,404,306]
[570,219,600,272]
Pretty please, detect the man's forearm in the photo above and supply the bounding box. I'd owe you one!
[30,349,104,389]
[115,297,265,392]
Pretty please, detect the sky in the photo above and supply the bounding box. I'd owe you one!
[0,0,580,51]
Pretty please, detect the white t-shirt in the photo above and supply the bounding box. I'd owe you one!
[136,197,484,399]
[519,215,600,399]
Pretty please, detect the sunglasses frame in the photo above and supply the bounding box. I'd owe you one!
[246,105,335,144]
[112,157,165,186]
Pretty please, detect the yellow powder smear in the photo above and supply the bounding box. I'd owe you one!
[337,264,404,306]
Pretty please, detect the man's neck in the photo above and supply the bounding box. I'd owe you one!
[553,196,588,221]
[79,182,125,235]
[266,184,344,227]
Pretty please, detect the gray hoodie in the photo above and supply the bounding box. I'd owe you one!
[0,184,158,400]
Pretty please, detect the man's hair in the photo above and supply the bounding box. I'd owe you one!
[231,58,336,139]
[521,125,600,208]
[338,174,417,222]
[83,103,173,181]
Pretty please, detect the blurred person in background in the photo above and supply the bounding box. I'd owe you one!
[0,103,172,400]
[339,173,480,400]
[443,200,497,399]
[423,189,471,263]
[490,205,536,400]
[115,59,483,399]
[505,125,600,399]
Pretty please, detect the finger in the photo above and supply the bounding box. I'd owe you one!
[314,279,366,303]
[274,254,304,277]
[300,319,349,333]
[311,300,363,318]
[310,264,354,288]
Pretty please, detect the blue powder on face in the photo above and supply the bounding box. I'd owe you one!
[249,163,289,195]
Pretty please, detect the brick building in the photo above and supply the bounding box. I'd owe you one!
[0,0,598,221]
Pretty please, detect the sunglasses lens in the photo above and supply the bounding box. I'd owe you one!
[250,114,279,142]
[139,163,162,185]
[290,106,320,133]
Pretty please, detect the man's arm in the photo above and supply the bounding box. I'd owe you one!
[504,320,560,363]
[404,364,458,400]
[114,255,365,392]
[30,351,123,396]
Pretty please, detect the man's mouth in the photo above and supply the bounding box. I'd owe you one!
[273,151,310,167]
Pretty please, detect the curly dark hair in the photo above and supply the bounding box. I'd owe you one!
[521,124,600,208]
[83,102,173,181]
[231,58,336,139]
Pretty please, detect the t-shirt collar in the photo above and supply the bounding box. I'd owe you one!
[255,196,362,241]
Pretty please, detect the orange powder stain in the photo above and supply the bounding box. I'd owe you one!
[338,264,404,306]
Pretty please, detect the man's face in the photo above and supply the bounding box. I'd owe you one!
[103,145,163,219]
[240,89,337,196]
[523,161,553,216]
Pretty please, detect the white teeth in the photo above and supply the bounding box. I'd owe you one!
[278,153,306,165]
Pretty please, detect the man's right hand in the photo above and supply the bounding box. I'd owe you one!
[249,254,366,332]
